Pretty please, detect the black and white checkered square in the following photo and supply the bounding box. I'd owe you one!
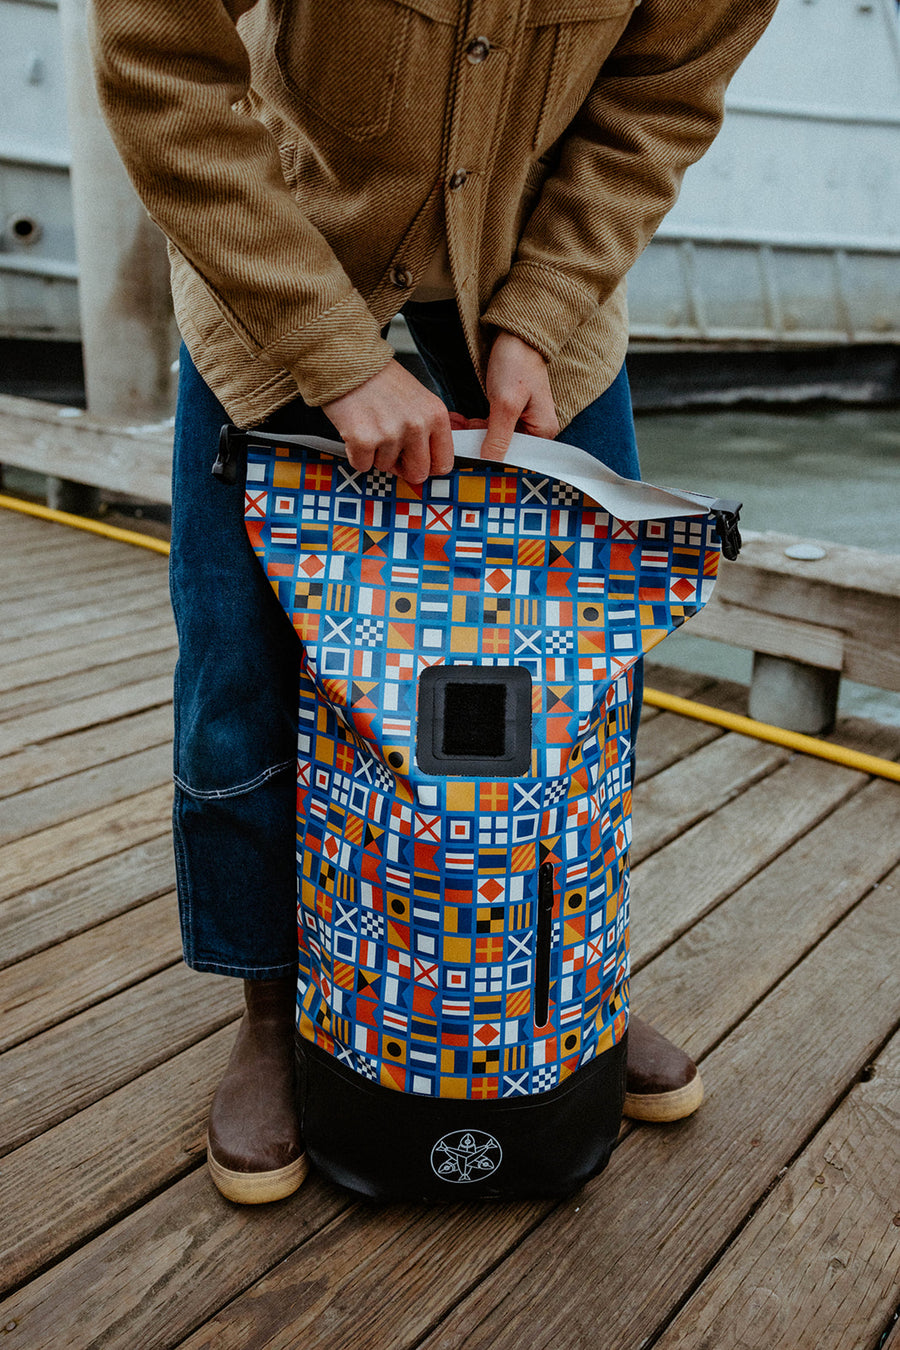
[367,469,394,498]
[356,617,384,646]
[354,1055,379,1081]
[544,778,568,806]
[531,1065,559,1092]
[552,482,580,506]
[545,630,574,655]
[359,911,384,939]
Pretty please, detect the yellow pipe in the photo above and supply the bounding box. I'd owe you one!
[2,492,898,783]
[643,688,900,785]
[0,491,171,557]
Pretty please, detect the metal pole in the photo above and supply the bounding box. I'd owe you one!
[55,0,176,513]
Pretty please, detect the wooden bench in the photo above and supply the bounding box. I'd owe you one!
[2,393,898,732]
[691,529,900,731]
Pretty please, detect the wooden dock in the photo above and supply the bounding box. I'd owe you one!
[1,504,898,1350]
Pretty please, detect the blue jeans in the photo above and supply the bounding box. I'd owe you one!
[171,300,640,976]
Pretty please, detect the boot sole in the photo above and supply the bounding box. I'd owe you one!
[207,1142,309,1204]
[622,1069,704,1123]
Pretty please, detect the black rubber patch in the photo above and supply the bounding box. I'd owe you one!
[416,665,532,777]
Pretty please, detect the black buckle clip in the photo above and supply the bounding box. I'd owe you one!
[211,425,246,485]
[709,499,743,561]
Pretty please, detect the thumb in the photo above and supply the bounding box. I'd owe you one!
[480,395,521,462]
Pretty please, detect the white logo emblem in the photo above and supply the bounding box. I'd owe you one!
[430,1130,503,1184]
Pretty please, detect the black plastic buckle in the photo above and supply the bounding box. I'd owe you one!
[211,425,247,485]
[709,499,743,561]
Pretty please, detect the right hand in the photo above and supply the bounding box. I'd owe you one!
[322,360,455,485]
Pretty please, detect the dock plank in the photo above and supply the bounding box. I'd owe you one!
[3,549,161,598]
[0,894,180,1051]
[0,1027,236,1294]
[0,783,171,900]
[632,716,900,967]
[0,604,173,669]
[0,705,172,799]
[631,776,900,1056]
[0,676,173,759]
[0,647,175,722]
[0,621,175,696]
[654,1014,900,1350]
[631,751,866,966]
[632,730,787,865]
[0,964,241,1156]
[0,1170,348,1350]
[1,576,169,643]
[0,835,174,969]
[636,679,749,781]
[0,743,171,846]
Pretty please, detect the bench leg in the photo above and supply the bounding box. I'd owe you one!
[748,653,840,735]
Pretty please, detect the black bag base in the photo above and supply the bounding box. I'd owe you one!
[297,1033,627,1202]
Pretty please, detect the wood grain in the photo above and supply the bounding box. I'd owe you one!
[0,621,175,697]
[0,1172,349,1350]
[0,894,180,1050]
[0,834,175,968]
[0,675,172,758]
[632,730,786,865]
[630,777,900,1058]
[0,704,173,799]
[0,743,171,846]
[0,783,172,900]
[0,647,175,723]
[0,1026,237,1293]
[0,963,241,1155]
[654,1014,900,1350]
[0,393,173,503]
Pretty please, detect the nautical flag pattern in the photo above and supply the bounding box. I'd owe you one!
[245,440,724,1099]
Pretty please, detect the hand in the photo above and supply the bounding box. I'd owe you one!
[322,360,454,485]
[480,331,559,461]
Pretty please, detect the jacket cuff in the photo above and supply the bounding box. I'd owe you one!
[265,290,394,408]
[481,262,597,363]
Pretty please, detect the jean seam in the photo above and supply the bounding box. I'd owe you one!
[182,958,298,979]
[173,759,295,801]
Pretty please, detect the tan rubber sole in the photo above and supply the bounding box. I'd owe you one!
[207,1142,309,1204]
[623,1069,704,1123]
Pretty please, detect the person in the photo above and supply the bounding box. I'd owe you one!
[90,0,777,1203]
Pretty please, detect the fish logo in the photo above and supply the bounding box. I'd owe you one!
[430,1130,503,1184]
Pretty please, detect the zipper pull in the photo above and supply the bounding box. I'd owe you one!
[211,425,246,485]
[710,499,743,561]
[534,861,555,1029]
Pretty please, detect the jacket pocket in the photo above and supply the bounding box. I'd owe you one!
[527,0,639,152]
[275,0,452,143]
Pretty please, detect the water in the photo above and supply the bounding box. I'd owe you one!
[635,407,900,725]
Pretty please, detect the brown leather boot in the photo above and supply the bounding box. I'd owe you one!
[207,976,308,1203]
[623,1015,704,1122]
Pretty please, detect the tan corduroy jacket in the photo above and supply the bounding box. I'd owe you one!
[90,0,776,430]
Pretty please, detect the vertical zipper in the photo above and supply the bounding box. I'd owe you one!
[534,861,554,1028]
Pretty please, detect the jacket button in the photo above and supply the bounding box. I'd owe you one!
[449,169,468,190]
[466,36,491,64]
[389,266,414,289]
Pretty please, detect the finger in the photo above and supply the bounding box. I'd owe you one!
[429,415,456,477]
[397,427,432,485]
[480,396,521,462]
[373,439,402,473]
[343,439,376,474]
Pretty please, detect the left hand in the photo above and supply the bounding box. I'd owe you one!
[478,331,560,460]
